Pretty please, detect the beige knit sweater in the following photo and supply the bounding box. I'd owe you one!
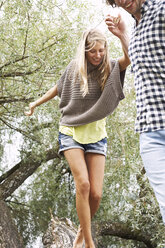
[57,59,125,126]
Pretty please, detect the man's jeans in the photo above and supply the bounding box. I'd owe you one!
[140,130,165,224]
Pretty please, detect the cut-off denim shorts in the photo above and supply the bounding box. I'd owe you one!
[140,129,165,224]
[58,132,107,157]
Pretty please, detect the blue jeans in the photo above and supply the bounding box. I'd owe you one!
[140,130,165,224]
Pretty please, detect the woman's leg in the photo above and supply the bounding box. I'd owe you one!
[85,153,105,218]
[74,153,105,247]
[64,148,95,248]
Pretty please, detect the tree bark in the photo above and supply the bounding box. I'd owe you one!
[42,217,157,248]
[0,199,24,248]
[95,221,157,248]
[0,148,60,247]
[42,215,77,248]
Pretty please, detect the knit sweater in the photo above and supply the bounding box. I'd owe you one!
[57,59,125,126]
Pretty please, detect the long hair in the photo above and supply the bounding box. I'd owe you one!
[106,0,116,6]
[74,29,111,97]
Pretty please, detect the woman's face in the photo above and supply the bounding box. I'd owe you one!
[86,41,105,66]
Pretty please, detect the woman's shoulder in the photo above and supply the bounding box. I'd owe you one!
[65,59,77,74]
[68,59,76,67]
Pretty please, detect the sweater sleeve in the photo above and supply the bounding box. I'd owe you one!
[57,60,75,97]
[110,59,126,88]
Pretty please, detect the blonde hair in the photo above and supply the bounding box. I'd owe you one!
[74,29,111,97]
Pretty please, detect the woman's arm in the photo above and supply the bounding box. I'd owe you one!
[25,84,58,116]
[105,13,130,71]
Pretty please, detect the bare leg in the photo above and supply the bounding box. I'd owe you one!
[73,153,105,248]
[73,225,84,248]
[85,153,105,218]
[64,149,95,248]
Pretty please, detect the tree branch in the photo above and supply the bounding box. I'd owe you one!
[0,162,21,184]
[5,200,30,208]
[0,148,60,200]
[95,221,157,248]
[0,55,30,71]
[0,117,42,143]
[1,65,42,78]
[0,96,33,104]
[23,13,30,57]
[0,40,58,71]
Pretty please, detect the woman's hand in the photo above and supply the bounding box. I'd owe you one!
[24,85,58,116]
[24,102,36,116]
[105,13,127,39]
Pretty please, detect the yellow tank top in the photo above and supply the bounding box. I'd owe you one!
[59,118,107,144]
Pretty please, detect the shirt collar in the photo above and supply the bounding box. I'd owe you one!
[132,0,155,26]
[87,61,100,73]
[141,0,155,17]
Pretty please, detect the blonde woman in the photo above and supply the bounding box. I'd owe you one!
[25,14,130,248]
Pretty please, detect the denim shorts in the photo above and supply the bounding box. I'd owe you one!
[58,132,107,156]
[140,130,165,224]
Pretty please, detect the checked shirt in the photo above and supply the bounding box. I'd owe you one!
[129,0,165,133]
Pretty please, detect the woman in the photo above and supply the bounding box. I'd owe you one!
[25,14,130,248]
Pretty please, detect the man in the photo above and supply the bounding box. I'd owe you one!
[105,0,165,224]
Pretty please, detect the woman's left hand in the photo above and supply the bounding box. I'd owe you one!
[105,13,127,39]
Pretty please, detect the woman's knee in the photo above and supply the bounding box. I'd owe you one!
[76,179,90,197]
[90,190,102,204]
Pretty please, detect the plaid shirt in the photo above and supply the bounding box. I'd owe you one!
[129,0,165,133]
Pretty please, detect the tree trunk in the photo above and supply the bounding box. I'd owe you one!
[0,199,24,248]
[42,217,157,248]
[42,214,101,248]
[42,215,77,248]
[0,148,60,247]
